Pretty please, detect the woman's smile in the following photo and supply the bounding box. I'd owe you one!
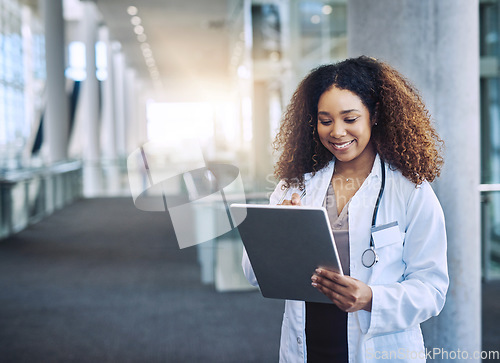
[330,139,355,150]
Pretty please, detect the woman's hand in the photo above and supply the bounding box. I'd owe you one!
[311,268,373,312]
[280,193,302,206]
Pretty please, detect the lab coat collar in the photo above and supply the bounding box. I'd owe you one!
[303,153,382,188]
[369,153,383,181]
[330,153,382,181]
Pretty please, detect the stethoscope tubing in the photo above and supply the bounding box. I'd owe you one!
[363,159,386,268]
[370,159,386,246]
[277,159,386,268]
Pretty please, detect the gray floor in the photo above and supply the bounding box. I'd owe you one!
[482,280,500,360]
[0,198,498,362]
[0,198,283,363]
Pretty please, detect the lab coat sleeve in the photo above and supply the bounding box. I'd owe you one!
[366,181,449,335]
[241,180,288,287]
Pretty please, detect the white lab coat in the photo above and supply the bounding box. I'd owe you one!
[242,154,448,363]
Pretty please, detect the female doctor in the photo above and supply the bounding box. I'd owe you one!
[242,56,448,363]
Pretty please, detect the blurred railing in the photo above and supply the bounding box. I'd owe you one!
[0,160,83,240]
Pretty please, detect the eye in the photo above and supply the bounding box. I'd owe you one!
[318,119,332,125]
[344,117,359,123]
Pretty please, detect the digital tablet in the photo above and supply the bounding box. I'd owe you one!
[230,203,343,304]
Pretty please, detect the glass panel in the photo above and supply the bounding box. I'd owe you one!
[0,0,42,170]
[482,191,500,279]
[251,4,281,61]
[480,78,500,184]
[0,82,5,145]
[11,181,28,233]
[480,1,500,281]
[480,1,500,57]
[299,1,347,62]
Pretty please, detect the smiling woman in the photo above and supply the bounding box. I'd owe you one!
[242,56,449,363]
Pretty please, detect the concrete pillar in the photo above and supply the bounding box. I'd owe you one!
[82,2,101,196]
[99,27,121,195]
[130,80,147,149]
[137,89,148,147]
[280,0,301,104]
[82,2,100,162]
[125,68,137,153]
[252,81,273,190]
[41,0,69,163]
[348,0,481,359]
[99,26,117,161]
[113,50,127,158]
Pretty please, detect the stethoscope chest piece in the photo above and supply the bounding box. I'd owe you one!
[362,246,379,268]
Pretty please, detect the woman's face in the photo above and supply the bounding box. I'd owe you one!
[317,86,375,164]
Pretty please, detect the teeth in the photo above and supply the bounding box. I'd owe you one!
[334,140,354,149]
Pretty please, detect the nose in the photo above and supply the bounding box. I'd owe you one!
[330,122,347,138]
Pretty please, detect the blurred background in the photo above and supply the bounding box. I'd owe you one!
[0,0,498,361]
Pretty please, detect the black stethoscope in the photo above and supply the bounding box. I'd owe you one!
[361,159,386,268]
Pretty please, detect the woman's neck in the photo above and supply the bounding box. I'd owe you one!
[334,145,376,179]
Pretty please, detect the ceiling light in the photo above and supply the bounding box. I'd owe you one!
[140,43,150,51]
[134,25,144,35]
[142,48,153,57]
[137,34,147,42]
[131,16,141,26]
[237,65,250,79]
[127,6,138,16]
[322,5,333,15]
[310,15,321,24]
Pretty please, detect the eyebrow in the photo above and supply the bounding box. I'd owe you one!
[318,109,360,116]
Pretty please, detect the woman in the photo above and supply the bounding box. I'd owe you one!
[242,56,448,362]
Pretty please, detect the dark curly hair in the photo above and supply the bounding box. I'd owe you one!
[273,56,444,188]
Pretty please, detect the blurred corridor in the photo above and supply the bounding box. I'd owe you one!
[1,0,499,361]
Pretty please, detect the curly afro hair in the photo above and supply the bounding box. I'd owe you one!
[273,56,444,188]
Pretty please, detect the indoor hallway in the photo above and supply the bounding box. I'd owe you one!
[0,197,283,362]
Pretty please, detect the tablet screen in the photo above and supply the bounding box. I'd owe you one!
[231,204,342,304]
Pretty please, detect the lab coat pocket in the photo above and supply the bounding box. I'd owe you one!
[370,223,405,284]
[364,326,425,363]
[372,221,402,248]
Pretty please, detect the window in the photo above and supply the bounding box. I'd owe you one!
[480,0,500,279]
[0,0,44,169]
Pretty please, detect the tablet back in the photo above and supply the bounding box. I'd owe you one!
[230,204,342,304]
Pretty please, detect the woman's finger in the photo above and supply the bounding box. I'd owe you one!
[314,268,349,287]
[279,193,302,206]
[312,270,373,312]
[290,193,302,205]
